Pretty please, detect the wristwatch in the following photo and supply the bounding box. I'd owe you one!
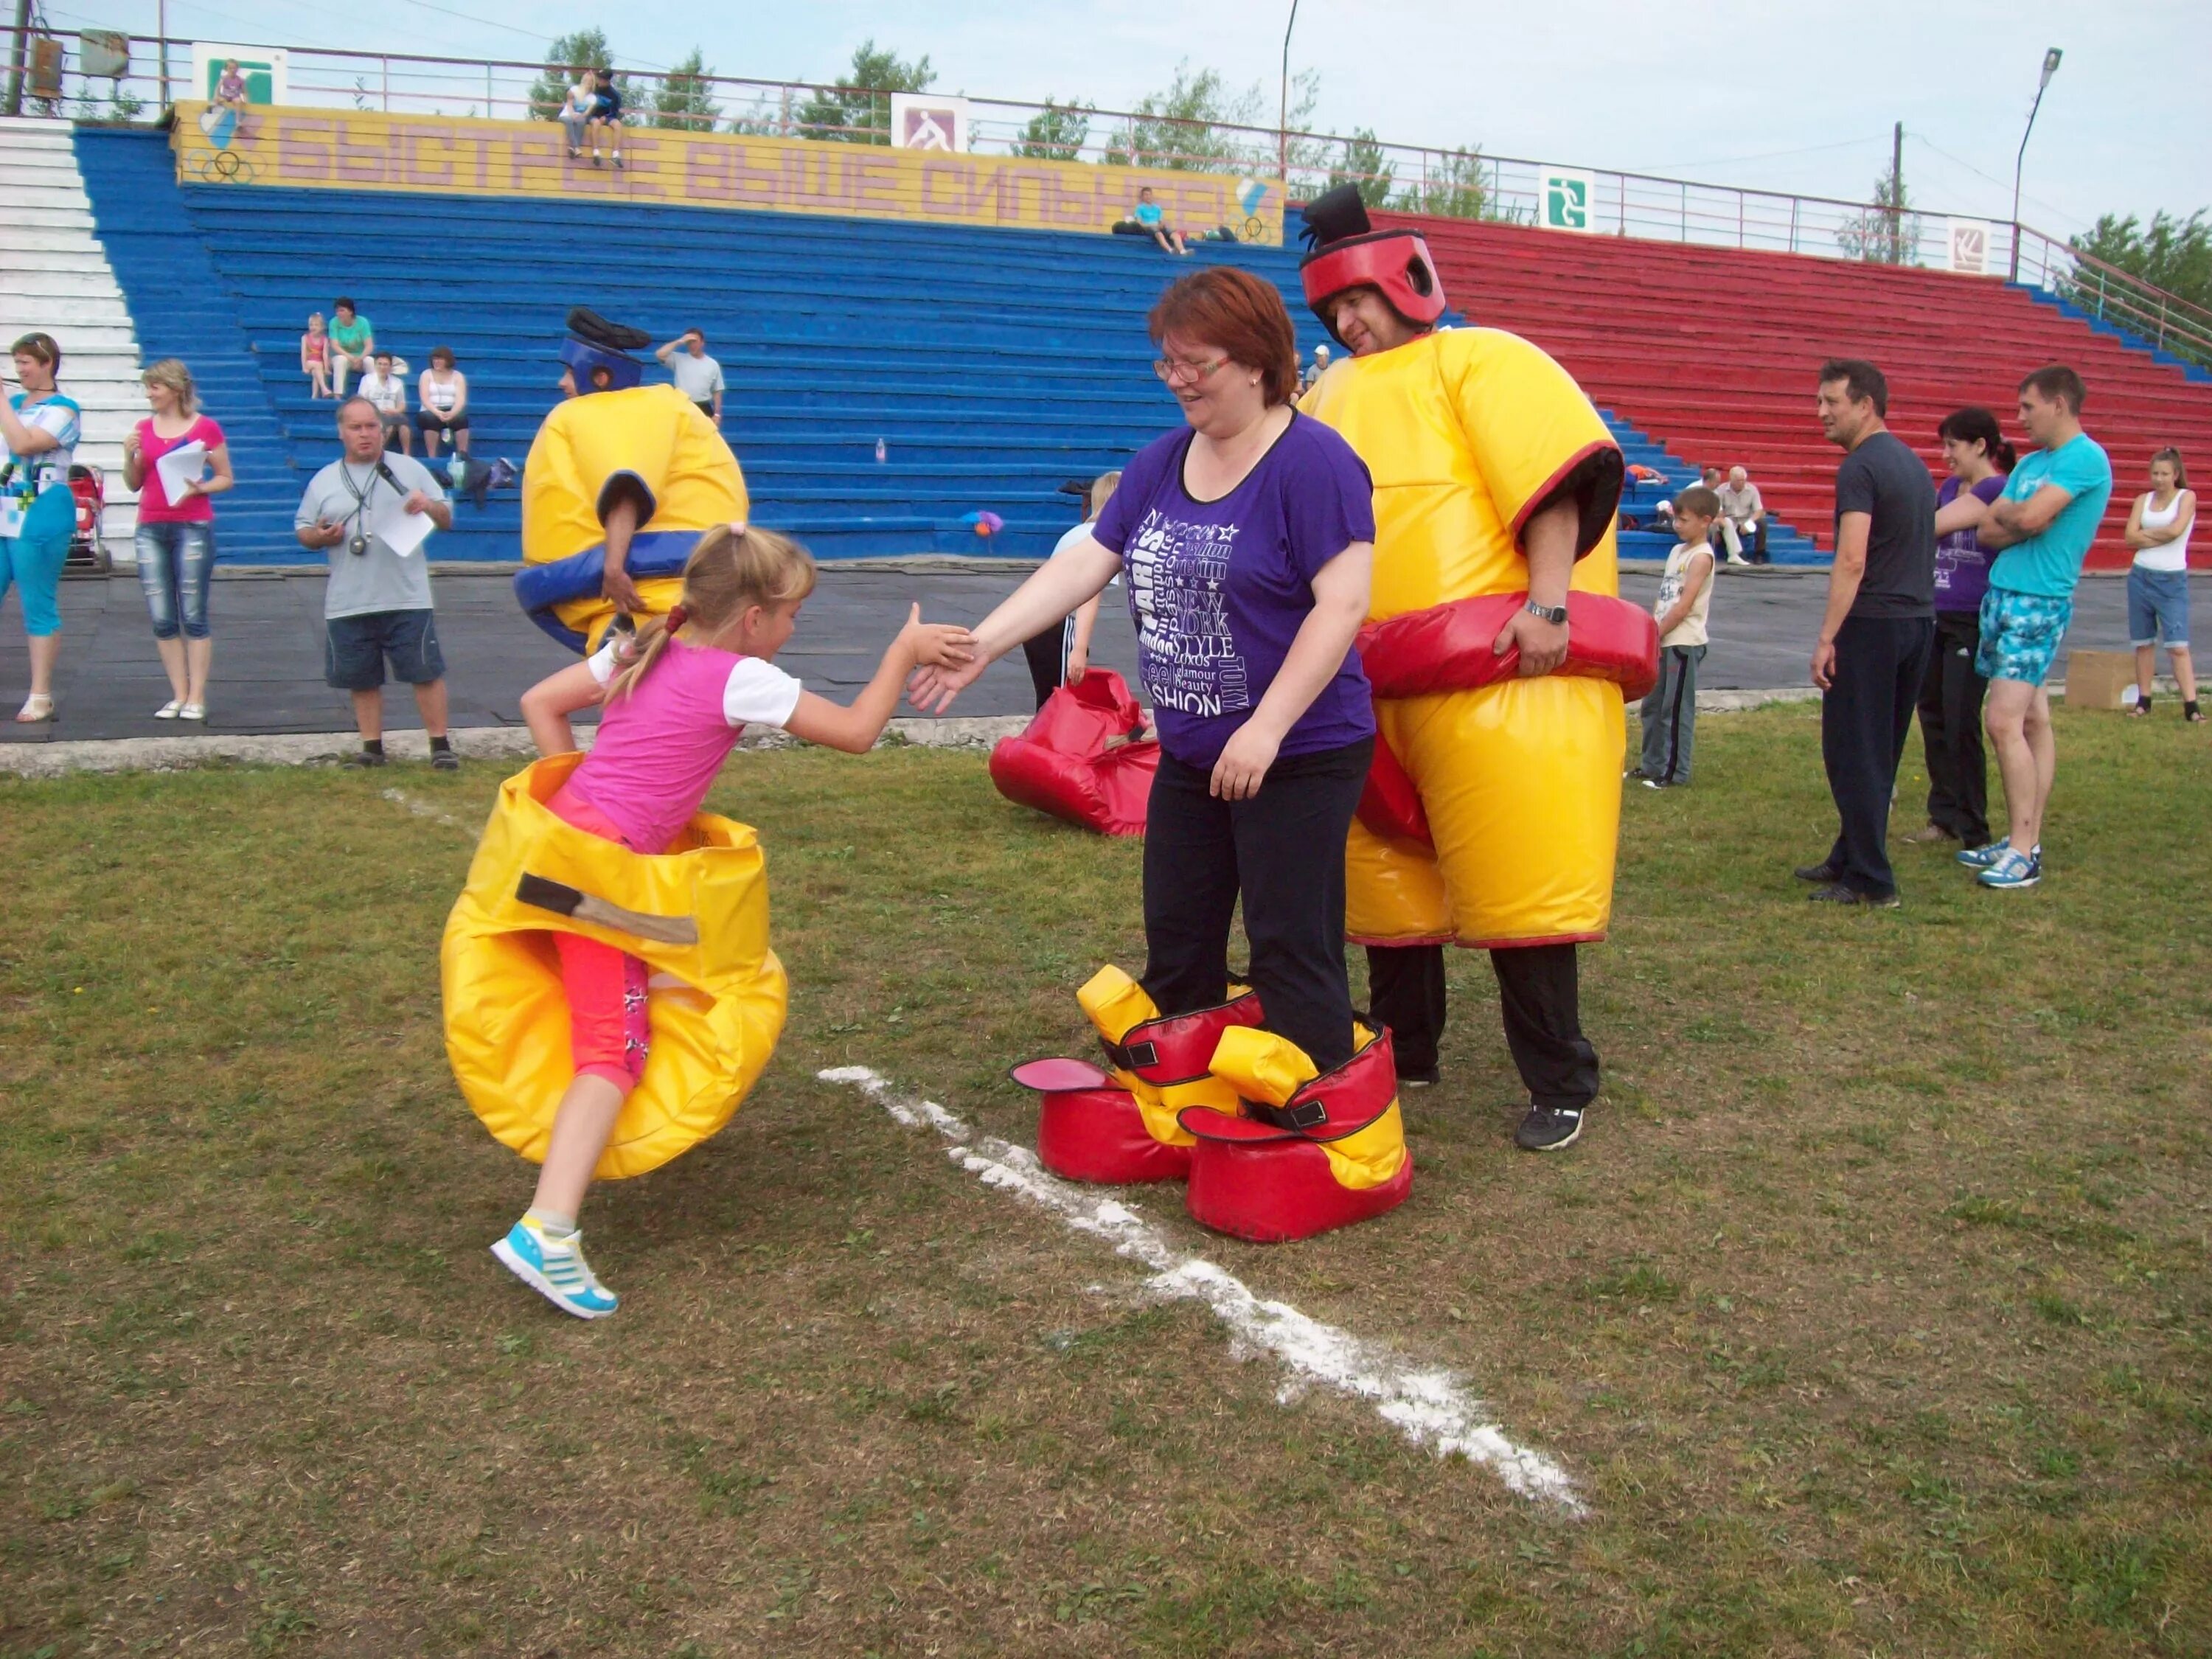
[1524,599,1570,626]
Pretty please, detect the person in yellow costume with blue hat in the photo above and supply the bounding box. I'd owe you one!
[1294,185,1659,1154]
[515,308,750,654]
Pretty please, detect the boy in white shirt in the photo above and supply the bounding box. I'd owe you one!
[357,352,412,455]
[1635,486,1718,787]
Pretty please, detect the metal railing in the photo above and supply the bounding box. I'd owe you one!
[9,21,2210,364]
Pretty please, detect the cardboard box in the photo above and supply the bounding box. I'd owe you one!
[2063,650,2135,710]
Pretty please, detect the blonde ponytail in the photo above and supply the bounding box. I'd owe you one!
[605,523,817,701]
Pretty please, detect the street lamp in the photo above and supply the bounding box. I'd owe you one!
[1278,0,1300,183]
[2008,46,2062,279]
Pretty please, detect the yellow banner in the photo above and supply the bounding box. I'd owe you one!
[173,103,1284,246]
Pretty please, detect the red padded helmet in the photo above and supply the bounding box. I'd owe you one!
[1298,184,1447,347]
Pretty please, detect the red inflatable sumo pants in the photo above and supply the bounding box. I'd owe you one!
[988,670,1158,838]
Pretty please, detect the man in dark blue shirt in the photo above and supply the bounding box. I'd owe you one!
[1798,358,1937,906]
[588,68,624,169]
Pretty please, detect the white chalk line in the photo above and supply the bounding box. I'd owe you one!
[818,1065,1584,1513]
[381,787,467,830]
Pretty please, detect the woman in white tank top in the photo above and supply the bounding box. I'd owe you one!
[2124,447,2198,720]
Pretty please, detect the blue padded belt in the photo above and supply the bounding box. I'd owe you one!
[513,529,704,653]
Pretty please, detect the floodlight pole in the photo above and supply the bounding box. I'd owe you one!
[1278,0,1299,183]
[2009,47,2062,280]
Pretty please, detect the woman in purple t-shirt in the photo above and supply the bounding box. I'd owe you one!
[912,268,1377,1068]
[1907,406,2014,847]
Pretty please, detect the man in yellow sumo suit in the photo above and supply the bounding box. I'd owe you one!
[515,308,749,653]
[1295,185,1658,1154]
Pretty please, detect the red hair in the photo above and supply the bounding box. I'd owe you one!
[1147,268,1301,407]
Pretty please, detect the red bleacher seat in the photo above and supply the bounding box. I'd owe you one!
[1377,211,2212,567]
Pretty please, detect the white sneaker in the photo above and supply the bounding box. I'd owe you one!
[180,703,206,721]
[156,699,183,719]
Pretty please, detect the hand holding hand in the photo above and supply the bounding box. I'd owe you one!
[601,563,642,614]
[899,602,978,669]
[908,655,986,714]
[1492,607,1569,677]
[1209,720,1282,801]
[1810,638,1837,692]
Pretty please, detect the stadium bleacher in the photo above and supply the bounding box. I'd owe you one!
[1385,210,2212,567]
[39,123,2211,570]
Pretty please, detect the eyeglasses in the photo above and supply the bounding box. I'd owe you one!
[1153,355,1231,386]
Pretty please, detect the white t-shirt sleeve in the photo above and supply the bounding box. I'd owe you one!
[585,638,622,686]
[723,657,804,729]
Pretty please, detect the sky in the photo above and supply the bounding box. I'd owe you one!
[55,0,2211,237]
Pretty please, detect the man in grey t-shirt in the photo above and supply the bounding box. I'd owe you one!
[295,397,459,768]
[655,328,723,422]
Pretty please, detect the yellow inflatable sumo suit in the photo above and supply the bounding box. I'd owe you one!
[515,310,749,655]
[1299,326,1644,946]
[441,753,789,1180]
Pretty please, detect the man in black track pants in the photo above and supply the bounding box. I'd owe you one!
[1799,358,1938,906]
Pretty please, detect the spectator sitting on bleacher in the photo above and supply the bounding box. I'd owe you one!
[328,298,375,397]
[1134,188,1189,257]
[417,347,470,462]
[300,312,331,400]
[1716,465,1767,566]
[359,352,411,456]
[215,59,249,113]
[655,330,724,422]
[1301,344,1331,392]
[559,69,599,161]
[588,67,625,170]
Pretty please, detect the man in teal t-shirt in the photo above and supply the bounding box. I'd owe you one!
[328,297,375,397]
[1964,365,2113,891]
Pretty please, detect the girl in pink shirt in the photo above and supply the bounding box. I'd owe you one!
[498,523,973,1318]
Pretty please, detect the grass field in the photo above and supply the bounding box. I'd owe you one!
[3,704,2209,1658]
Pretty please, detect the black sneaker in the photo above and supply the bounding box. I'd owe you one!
[1793,861,1841,883]
[343,748,388,768]
[1515,1104,1584,1152]
[1397,1063,1440,1090]
[1807,883,1899,908]
[431,748,460,772]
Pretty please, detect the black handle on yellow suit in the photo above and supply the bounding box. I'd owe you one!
[515,872,700,946]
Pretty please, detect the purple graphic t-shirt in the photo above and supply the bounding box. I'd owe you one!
[1092,413,1377,769]
[1934,473,2007,613]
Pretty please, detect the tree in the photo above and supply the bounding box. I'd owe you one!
[653,47,719,131]
[1395,147,1491,220]
[1012,99,1091,162]
[2071,210,2212,315]
[1837,164,1921,265]
[528,29,613,122]
[1327,128,1393,208]
[1103,62,1266,173]
[795,40,933,145]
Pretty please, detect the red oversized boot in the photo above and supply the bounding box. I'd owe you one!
[1178,1025,1413,1242]
[1013,965,1265,1184]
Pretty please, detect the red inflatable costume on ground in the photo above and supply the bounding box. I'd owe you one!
[1013,967,1412,1242]
[987,669,1158,838]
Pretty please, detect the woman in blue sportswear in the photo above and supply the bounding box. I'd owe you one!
[1,331,82,723]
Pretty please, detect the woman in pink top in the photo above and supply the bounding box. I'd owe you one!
[121,358,233,720]
[498,523,974,1318]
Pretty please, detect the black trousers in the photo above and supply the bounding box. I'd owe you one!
[1367,942,1599,1111]
[1917,608,1990,846]
[1821,614,1936,897]
[1142,737,1372,1071]
[1018,616,1077,710]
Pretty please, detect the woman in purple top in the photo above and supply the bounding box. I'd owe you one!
[1908,406,2014,847]
[912,268,1377,1067]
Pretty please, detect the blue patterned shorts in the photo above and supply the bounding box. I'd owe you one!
[1975,588,2073,686]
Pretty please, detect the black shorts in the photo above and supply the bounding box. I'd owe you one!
[326,608,445,689]
[416,410,470,434]
[693,400,716,420]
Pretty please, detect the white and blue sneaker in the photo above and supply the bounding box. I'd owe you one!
[1977,847,2042,890]
[1955,837,2009,869]
[492,1218,619,1318]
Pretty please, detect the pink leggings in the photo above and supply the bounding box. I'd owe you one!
[547,787,653,1094]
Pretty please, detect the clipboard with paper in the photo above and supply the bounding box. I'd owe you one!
[154,440,208,505]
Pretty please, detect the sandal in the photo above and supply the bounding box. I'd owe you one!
[14,693,54,723]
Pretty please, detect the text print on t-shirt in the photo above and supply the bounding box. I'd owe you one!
[1127,509,1251,717]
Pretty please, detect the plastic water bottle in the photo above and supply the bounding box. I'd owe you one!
[874,437,887,464]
